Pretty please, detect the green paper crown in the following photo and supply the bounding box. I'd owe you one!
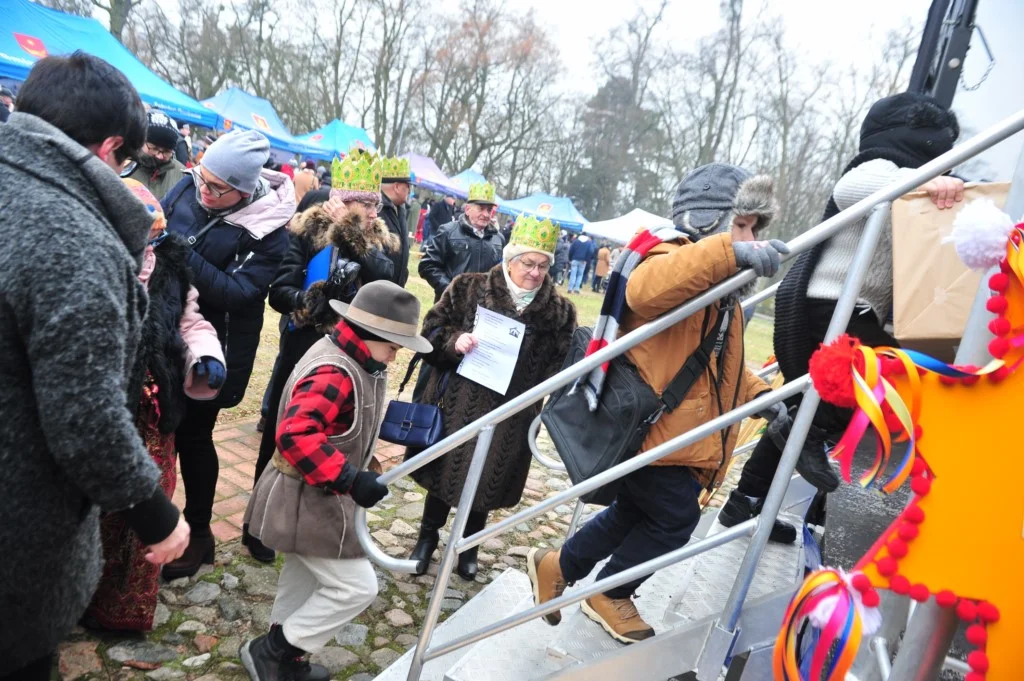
[331,148,383,193]
[468,182,497,204]
[381,156,411,180]
[510,214,558,254]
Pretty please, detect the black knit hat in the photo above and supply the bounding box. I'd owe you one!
[859,92,959,165]
[145,110,180,151]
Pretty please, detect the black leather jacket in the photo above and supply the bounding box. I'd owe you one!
[418,216,505,300]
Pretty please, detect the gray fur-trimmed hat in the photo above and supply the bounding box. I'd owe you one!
[671,163,778,239]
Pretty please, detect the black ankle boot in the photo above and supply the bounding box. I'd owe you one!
[161,532,215,581]
[795,425,841,493]
[242,523,276,563]
[240,625,329,681]
[409,527,440,576]
[718,490,797,544]
[457,546,478,581]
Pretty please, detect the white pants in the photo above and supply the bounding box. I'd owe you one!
[271,553,379,653]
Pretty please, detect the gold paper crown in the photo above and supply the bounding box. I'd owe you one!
[467,182,497,204]
[381,156,412,181]
[331,148,383,193]
[510,214,558,254]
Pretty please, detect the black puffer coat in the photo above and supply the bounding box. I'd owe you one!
[408,267,576,511]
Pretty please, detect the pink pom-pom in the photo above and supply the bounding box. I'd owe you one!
[989,272,1010,292]
[966,624,988,646]
[898,523,919,541]
[957,600,979,622]
[968,651,990,673]
[904,505,925,524]
[986,295,1008,314]
[851,573,872,592]
[876,557,898,576]
[988,337,1010,358]
[935,590,957,608]
[988,366,1011,383]
[909,584,930,602]
[889,575,910,595]
[965,674,986,681]
[978,601,1000,623]
[887,538,909,558]
[989,317,1011,336]
[911,476,932,496]
[861,589,880,608]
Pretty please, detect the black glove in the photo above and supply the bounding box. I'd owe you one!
[757,401,792,450]
[326,258,361,298]
[348,470,389,508]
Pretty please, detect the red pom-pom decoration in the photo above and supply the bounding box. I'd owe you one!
[876,557,898,576]
[968,651,990,673]
[887,538,909,558]
[966,624,988,646]
[962,372,981,386]
[911,459,927,476]
[938,373,960,385]
[861,589,880,608]
[978,601,1000,623]
[904,505,925,524]
[909,584,930,602]
[965,674,986,681]
[911,475,932,496]
[989,317,1011,336]
[988,337,1010,359]
[986,295,1008,314]
[808,334,864,409]
[957,600,979,622]
[850,573,872,592]
[889,575,910,594]
[898,523,919,541]
[988,272,1010,292]
[935,590,957,608]
[988,366,1011,383]
[1000,257,1011,273]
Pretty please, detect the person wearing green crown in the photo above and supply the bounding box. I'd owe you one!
[379,156,413,286]
[419,181,506,302]
[406,215,577,580]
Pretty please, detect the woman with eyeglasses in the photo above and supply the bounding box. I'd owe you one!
[406,215,576,581]
[242,151,400,563]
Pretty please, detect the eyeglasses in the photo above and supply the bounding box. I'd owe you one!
[143,142,174,160]
[196,170,238,198]
[347,199,384,213]
[515,258,551,274]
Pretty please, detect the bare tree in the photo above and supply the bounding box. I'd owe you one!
[35,0,92,16]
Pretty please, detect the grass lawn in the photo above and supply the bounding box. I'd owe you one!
[219,249,776,423]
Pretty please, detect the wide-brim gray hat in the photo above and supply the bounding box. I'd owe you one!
[329,281,432,354]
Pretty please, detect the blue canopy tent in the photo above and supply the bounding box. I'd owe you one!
[498,192,589,232]
[297,119,376,157]
[402,153,462,196]
[0,0,216,127]
[449,169,505,203]
[201,88,327,158]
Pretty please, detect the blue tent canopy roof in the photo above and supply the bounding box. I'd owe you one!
[498,192,589,231]
[201,88,328,158]
[402,153,462,196]
[0,0,216,127]
[297,119,375,157]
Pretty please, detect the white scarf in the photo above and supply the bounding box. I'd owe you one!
[502,264,538,312]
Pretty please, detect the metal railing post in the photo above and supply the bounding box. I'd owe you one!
[566,500,585,537]
[696,204,892,680]
[405,425,496,681]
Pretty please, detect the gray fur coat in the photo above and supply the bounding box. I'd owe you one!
[0,113,163,671]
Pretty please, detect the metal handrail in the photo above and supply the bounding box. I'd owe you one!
[357,108,1024,681]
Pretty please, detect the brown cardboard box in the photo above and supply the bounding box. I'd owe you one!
[891,182,1010,361]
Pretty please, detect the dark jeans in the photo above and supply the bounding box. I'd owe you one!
[736,299,897,498]
[175,398,222,535]
[559,466,701,599]
[421,492,488,539]
[1,654,53,681]
[591,275,604,292]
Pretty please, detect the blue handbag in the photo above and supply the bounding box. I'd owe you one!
[378,348,450,448]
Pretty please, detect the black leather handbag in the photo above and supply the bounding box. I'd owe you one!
[541,311,726,505]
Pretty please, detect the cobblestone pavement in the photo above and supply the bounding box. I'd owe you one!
[62,418,750,680]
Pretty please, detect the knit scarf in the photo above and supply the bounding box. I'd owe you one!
[573,225,685,410]
[502,264,538,311]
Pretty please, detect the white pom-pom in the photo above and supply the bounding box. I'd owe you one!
[944,199,1014,270]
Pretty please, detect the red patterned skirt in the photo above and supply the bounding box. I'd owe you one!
[84,380,177,631]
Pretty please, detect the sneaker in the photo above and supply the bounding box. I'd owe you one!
[239,633,329,681]
[795,426,841,493]
[580,594,655,644]
[526,547,566,625]
[718,490,797,544]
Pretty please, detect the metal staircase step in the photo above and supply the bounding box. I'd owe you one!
[372,568,532,681]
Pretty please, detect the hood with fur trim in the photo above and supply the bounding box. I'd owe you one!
[732,174,778,232]
[291,205,400,257]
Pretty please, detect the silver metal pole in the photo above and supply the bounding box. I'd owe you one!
[712,205,891,652]
[888,600,959,681]
[456,379,808,553]
[528,414,566,471]
[741,282,779,310]
[406,426,496,681]
[755,362,779,379]
[871,637,893,678]
[566,500,585,537]
[424,519,758,662]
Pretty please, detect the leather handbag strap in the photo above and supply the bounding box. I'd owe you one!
[658,308,728,413]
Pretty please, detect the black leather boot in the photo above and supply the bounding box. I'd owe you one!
[795,425,841,493]
[409,526,440,576]
[718,490,797,544]
[240,625,329,681]
[456,510,487,581]
[161,532,215,581]
[242,523,276,564]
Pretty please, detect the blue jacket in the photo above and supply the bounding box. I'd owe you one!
[162,170,293,408]
[568,236,596,262]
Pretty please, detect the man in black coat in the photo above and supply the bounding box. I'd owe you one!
[0,52,188,679]
[424,193,456,245]
[419,182,505,302]
[160,129,294,579]
[379,157,413,286]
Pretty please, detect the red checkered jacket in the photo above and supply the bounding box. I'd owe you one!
[276,320,386,493]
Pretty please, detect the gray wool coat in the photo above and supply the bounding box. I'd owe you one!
[0,113,167,672]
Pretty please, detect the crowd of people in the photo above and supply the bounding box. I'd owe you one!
[0,51,967,681]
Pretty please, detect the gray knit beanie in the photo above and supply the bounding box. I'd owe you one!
[201,130,271,195]
[671,163,778,239]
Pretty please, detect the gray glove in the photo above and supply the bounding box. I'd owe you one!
[732,239,791,277]
[757,401,792,450]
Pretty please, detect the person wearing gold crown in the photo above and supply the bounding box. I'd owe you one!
[378,156,413,286]
[419,181,506,302]
[242,148,400,563]
[406,215,576,580]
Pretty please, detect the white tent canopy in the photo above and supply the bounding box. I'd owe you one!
[583,208,674,244]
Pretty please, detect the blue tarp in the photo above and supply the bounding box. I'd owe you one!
[297,119,376,157]
[201,88,328,158]
[450,169,505,203]
[0,0,217,127]
[402,153,462,196]
[498,192,589,231]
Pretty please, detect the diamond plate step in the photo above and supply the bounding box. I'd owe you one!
[372,568,532,681]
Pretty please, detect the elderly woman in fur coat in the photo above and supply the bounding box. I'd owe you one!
[406,216,576,581]
[243,166,400,563]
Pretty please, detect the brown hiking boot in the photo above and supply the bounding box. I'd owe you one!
[527,547,566,625]
[581,594,655,644]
